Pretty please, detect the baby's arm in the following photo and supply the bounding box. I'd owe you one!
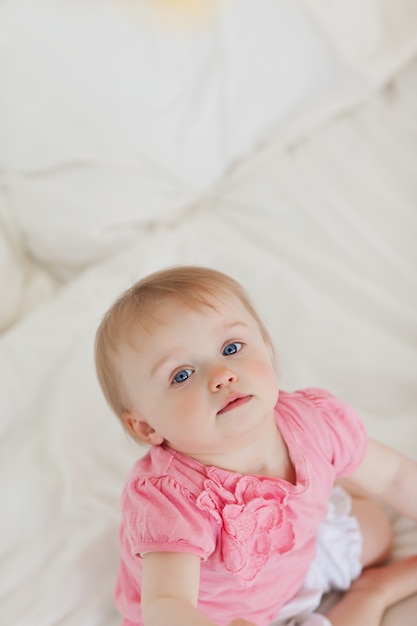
[141,551,254,626]
[347,437,417,521]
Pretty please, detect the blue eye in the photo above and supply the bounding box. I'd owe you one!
[222,342,243,356]
[172,368,193,384]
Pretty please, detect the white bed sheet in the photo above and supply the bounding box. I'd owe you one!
[1,3,417,625]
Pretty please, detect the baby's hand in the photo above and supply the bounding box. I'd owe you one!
[228,620,256,626]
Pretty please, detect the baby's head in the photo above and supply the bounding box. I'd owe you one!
[95,266,276,446]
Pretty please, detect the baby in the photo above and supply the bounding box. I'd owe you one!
[95,266,417,626]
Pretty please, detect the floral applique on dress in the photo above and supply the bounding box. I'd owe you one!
[196,468,295,582]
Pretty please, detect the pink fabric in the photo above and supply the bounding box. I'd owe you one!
[115,388,367,626]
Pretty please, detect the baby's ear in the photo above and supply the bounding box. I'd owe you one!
[121,412,164,446]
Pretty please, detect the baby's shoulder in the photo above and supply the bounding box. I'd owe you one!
[120,447,217,557]
[123,445,207,505]
[277,387,351,425]
[277,387,367,476]
[278,386,335,408]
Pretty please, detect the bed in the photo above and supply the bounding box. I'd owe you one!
[1,1,416,624]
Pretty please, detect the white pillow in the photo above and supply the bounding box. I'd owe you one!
[0,0,353,276]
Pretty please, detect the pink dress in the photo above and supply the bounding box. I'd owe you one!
[115,388,367,626]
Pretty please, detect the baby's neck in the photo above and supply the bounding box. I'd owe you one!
[192,425,295,482]
[238,428,295,482]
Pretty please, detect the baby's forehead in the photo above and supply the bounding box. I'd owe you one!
[145,290,240,316]
[124,292,251,342]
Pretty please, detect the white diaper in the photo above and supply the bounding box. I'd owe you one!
[271,486,363,626]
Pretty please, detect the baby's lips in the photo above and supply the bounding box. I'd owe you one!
[217,393,251,414]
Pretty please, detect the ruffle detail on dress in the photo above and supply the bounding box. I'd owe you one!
[196,469,295,582]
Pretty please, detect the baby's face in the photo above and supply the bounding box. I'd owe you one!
[117,294,279,466]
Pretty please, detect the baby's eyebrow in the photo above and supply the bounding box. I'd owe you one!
[221,321,249,332]
[151,352,180,377]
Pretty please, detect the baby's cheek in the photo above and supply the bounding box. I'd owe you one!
[253,358,279,386]
[170,391,200,420]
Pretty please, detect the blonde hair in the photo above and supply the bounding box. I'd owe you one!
[95,265,273,420]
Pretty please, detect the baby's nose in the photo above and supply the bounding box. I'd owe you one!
[209,366,237,391]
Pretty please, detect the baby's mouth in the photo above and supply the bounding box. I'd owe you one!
[217,393,252,415]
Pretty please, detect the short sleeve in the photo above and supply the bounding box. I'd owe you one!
[300,387,368,477]
[122,474,217,560]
